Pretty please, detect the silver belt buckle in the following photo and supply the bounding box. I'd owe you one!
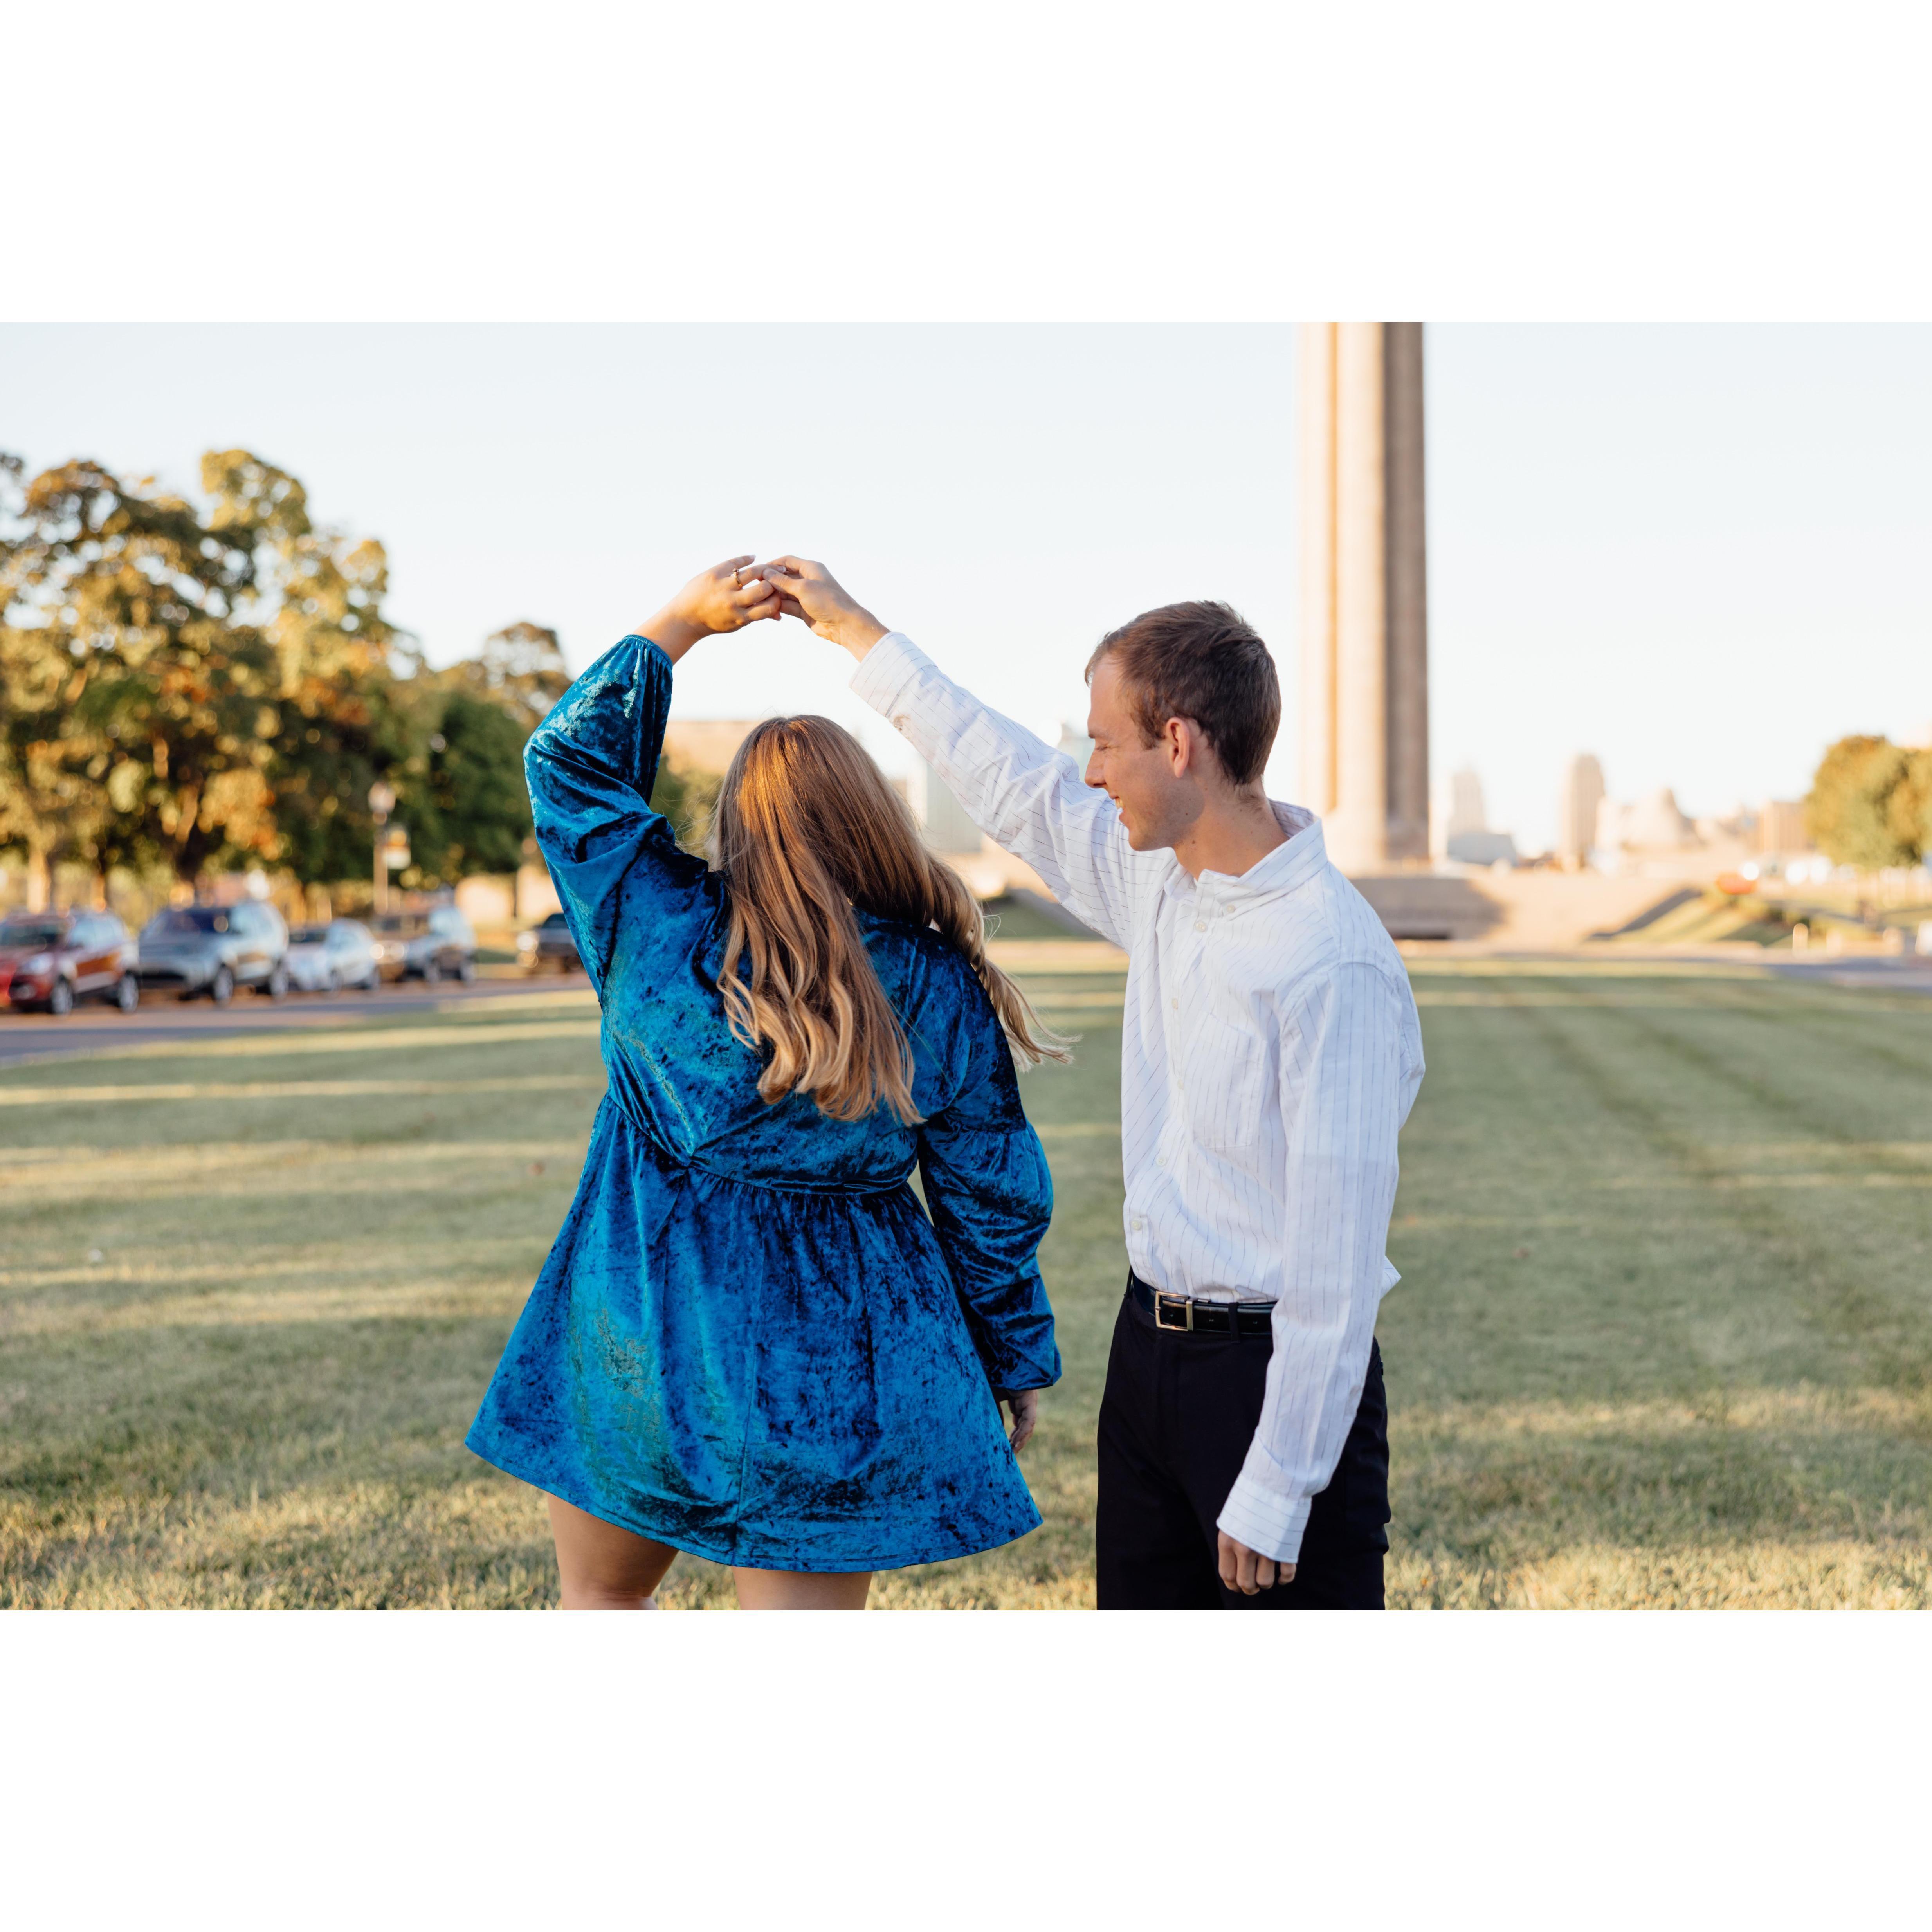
[1154,1292,1193,1332]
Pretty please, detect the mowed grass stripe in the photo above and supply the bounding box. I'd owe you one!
[1521,977,1932,1389]
[0,1076,605,1105]
[1494,975,1932,1381]
[9,1018,601,1072]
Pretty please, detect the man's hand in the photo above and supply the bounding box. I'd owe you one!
[1217,1531,1295,1596]
[755,556,889,659]
[636,556,782,662]
[1000,1388,1039,1453]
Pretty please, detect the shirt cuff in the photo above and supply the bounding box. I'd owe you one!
[1217,1474,1313,1566]
[849,631,932,719]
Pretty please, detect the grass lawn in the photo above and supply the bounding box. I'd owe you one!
[3,960,1929,1609]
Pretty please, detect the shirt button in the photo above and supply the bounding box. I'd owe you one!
[1194,919,1206,932]
[1171,997,1179,1009]
[892,714,909,731]
[1131,1217,1144,1232]
[1156,1154,1166,1167]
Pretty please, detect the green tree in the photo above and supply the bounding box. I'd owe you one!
[1,454,105,902]
[2,456,277,887]
[1806,735,1924,872]
[2,447,595,899]
[438,621,571,731]
[1886,748,1932,862]
[403,690,534,881]
[200,450,417,889]
[0,622,115,905]
[648,755,721,855]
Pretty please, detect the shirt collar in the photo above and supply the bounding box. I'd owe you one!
[1183,803,1329,907]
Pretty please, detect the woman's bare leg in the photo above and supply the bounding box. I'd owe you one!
[547,1494,679,1609]
[732,1566,872,1610]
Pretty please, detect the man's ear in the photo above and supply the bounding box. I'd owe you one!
[1163,717,1193,776]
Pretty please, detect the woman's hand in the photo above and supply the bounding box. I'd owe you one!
[1001,1388,1039,1453]
[637,557,783,663]
[755,556,889,660]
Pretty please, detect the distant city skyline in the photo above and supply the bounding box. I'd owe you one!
[3,323,1926,854]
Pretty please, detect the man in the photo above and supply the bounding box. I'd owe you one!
[763,557,1424,1610]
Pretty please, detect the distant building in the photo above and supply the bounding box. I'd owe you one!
[660,719,767,775]
[908,760,985,855]
[1557,755,1606,868]
[1597,787,1698,854]
[1443,768,1487,842]
[1056,722,1094,771]
[1432,767,1518,867]
[1590,785,1759,879]
[1448,829,1519,866]
[1756,800,1812,854]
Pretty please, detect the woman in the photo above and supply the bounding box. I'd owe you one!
[467,558,1065,1610]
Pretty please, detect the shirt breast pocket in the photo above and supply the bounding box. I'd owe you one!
[1182,1015,1269,1163]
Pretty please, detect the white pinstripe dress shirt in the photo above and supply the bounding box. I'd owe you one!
[853,634,1426,1563]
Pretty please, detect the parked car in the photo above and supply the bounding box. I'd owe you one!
[0,910,140,1015]
[369,907,477,983]
[285,919,380,993]
[516,910,581,974]
[136,901,289,1002]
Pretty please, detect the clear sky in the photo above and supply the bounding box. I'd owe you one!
[4,323,1926,852]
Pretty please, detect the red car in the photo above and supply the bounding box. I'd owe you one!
[0,910,141,1015]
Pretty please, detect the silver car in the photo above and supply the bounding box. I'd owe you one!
[136,901,289,1002]
[369,906,478,983]
[285,919,380,993]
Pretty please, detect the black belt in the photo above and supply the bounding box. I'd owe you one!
[1129,1272,1274,1335]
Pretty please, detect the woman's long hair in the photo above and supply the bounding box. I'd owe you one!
[711,716,1069,1125]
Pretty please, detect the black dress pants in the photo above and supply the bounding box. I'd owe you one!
[1095,1285,1390,1610]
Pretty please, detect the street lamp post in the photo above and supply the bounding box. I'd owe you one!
[368,781,397,916]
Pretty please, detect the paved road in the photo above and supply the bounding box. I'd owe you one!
[1767,957,1932,994]
[0,974,590,1069]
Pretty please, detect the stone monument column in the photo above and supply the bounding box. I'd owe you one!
[1298,321,1429,875]
[1331,322,1389,874]
[1297,322,1338,820]
[1384,322,1429,861]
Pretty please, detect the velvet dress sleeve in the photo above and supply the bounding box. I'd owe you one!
[523,633,711,993]
[915,977,1061,1395]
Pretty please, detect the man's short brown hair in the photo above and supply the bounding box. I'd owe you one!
[1085,600,1280,787]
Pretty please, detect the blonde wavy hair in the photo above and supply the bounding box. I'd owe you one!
[712,716,1069,1125]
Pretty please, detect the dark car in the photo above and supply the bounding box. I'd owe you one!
[369,907,477,983]
[516,910,581,974]
[136,901,290,1002]
[0,910,140,1015]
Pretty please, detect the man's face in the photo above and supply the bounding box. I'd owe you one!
[1084,655,1202,852]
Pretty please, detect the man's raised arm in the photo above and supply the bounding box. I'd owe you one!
[760,557,1144,948]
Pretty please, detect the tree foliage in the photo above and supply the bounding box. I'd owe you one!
[1806,735,1932,872]
[404,691,534,881]
[0,447,567,896]
[436,621,570,732]
[2,454,276,885]
[649,757,722,855]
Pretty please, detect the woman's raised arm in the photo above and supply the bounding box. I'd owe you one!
[524,560,780,987]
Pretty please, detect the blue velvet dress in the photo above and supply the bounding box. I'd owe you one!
[467,634,1060,1572]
